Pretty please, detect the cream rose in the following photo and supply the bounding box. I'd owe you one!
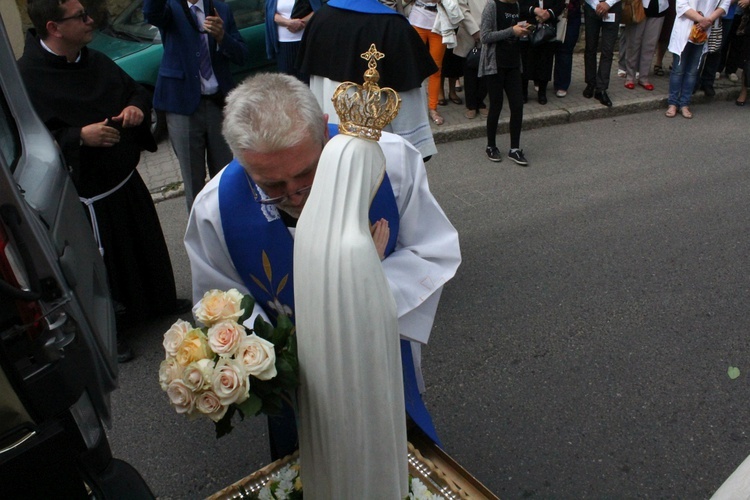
[195,289,245,327]
[163,319,193,358]
[212,358,249,405]
[237,333,277,381]
[194,390,228,422]
[158,357,183,391]
[175,329,212,366]
[207,320,245,357]
[166,379,195,414]
[182,358,214,392]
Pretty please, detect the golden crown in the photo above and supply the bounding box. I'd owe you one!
[331,44,401,141]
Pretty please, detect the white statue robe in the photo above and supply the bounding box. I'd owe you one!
[185,132,460,390]
[293,133,407,497]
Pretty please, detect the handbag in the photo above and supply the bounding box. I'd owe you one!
[707,20,723,52]
[530,23,557,46]
[688,23,708,44]
[555,0,569,43]
[465,44,480,70]
[621,0,645,25]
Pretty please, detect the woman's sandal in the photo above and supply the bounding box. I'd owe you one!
[665,105,677,118]
[654,65,665,76]
[429,109,444,125]
[449,94,463,105]
[437,98,448,106]
[680,106,692,119]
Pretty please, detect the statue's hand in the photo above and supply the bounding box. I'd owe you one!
[371,218,390,261]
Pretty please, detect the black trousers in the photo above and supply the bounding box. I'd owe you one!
[583,3,620,91]
[485,67,524,150]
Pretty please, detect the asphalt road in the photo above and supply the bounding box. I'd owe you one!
[110,101,750,498]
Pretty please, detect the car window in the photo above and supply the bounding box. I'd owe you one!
[0,93,21,173]
[111,2,160,42]
[227,0,265,29]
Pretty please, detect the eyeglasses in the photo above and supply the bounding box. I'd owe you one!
[57,9,90,23]
[246,174,313,206]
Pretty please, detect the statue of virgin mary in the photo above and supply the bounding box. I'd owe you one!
[293,46,408,498]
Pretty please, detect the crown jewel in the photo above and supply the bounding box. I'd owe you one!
[331,44,401,141]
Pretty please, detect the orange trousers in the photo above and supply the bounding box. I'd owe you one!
[413,26,445,111]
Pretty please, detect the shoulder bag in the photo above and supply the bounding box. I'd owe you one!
[707,19,723,52]
[556,0,570,42]
[622,0,646,25]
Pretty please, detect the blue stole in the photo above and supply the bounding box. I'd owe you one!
[218,127,441,445]
[327,0,401,14]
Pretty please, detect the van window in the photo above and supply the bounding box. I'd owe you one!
[0,94,21,173]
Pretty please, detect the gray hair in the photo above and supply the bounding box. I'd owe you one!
[223,73,326,162]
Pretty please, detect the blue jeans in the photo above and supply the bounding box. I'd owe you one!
[553,10,582,91]
[668,42,704,107]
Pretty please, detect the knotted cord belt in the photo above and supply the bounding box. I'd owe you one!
[79,171,133,257]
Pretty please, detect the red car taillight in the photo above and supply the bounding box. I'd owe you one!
[0,220,44,340]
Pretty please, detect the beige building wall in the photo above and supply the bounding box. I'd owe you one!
[2,1,24,58]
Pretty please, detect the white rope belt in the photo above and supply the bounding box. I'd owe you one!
[79,171,133,257]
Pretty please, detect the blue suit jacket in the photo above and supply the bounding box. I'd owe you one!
[144,0,248,115]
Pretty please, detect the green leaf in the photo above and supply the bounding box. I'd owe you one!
[214,405,236,439]
[728,366,741,379]
[237,393,264,417]
[253,315,274,340]
[238,294,256,325]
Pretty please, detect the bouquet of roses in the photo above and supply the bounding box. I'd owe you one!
[159,289,298,437]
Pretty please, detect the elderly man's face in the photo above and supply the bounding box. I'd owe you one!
[241,134,324,219]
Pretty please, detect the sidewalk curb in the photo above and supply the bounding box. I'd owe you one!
[431,86,740,144]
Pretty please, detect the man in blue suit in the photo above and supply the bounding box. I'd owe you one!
[144,0,248,210]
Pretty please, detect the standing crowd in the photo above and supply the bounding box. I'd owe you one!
[16,0,748,366]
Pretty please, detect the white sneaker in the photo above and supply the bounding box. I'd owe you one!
[716,72,722,80]
[729,73,739,82]
[556,89,567,97]
[617,69,626,78]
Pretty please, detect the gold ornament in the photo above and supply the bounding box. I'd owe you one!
[331,44,401,141]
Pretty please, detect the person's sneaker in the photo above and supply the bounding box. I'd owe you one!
[486,146,502,162]
[507,149,529,166]
[479,107,489,117]
[464,109,477,119]
[728,72,739,82]
[715,72,722,80]
[617,69,626,78]
[556,89,567,97]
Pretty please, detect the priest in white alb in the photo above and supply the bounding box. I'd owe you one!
[184,64,461,464]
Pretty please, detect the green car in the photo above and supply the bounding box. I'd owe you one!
[88,0,275,140]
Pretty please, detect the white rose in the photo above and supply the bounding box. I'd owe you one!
[158,357,183,391]
[195,289,245,327]
[182,358,214,392]
[194,390,228,422]
[212,358,249,405]
[207,320,245,357]
[175,329,212,366]
[163,319,193,358]
[237,334,277,381]
[166,379,195,414]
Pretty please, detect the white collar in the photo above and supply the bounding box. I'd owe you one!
[40,38,81,63]
[187,0,207,12]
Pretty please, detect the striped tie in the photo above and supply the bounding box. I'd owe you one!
[190,5,213,80]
